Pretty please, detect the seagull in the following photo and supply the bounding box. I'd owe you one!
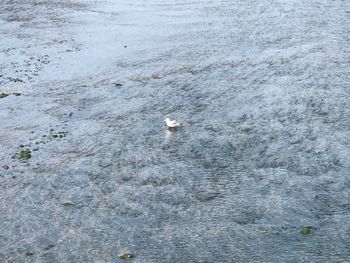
[165,117,182,129]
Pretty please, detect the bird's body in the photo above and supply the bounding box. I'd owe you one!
[165,118,181,128]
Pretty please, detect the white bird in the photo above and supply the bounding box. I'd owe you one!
[165,117,181,129]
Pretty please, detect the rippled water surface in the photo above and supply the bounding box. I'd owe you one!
[1,0,350,262]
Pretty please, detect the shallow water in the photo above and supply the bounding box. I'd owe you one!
[1,0,350,262]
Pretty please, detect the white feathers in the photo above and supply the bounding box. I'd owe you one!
[165,117,181,128]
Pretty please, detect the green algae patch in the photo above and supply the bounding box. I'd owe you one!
[300,226,312,235]
[0,92,21,99]
[13,149,32,161]
[0,93,9,99]
[19,150,32,160]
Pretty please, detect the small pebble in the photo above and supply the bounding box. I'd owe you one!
[118,251,134,260]
[62,201,75,206]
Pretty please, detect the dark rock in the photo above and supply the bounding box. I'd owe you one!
[62,201,75,207]
[42,244,55,251]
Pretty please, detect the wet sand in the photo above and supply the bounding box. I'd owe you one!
[1,0,350,262]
